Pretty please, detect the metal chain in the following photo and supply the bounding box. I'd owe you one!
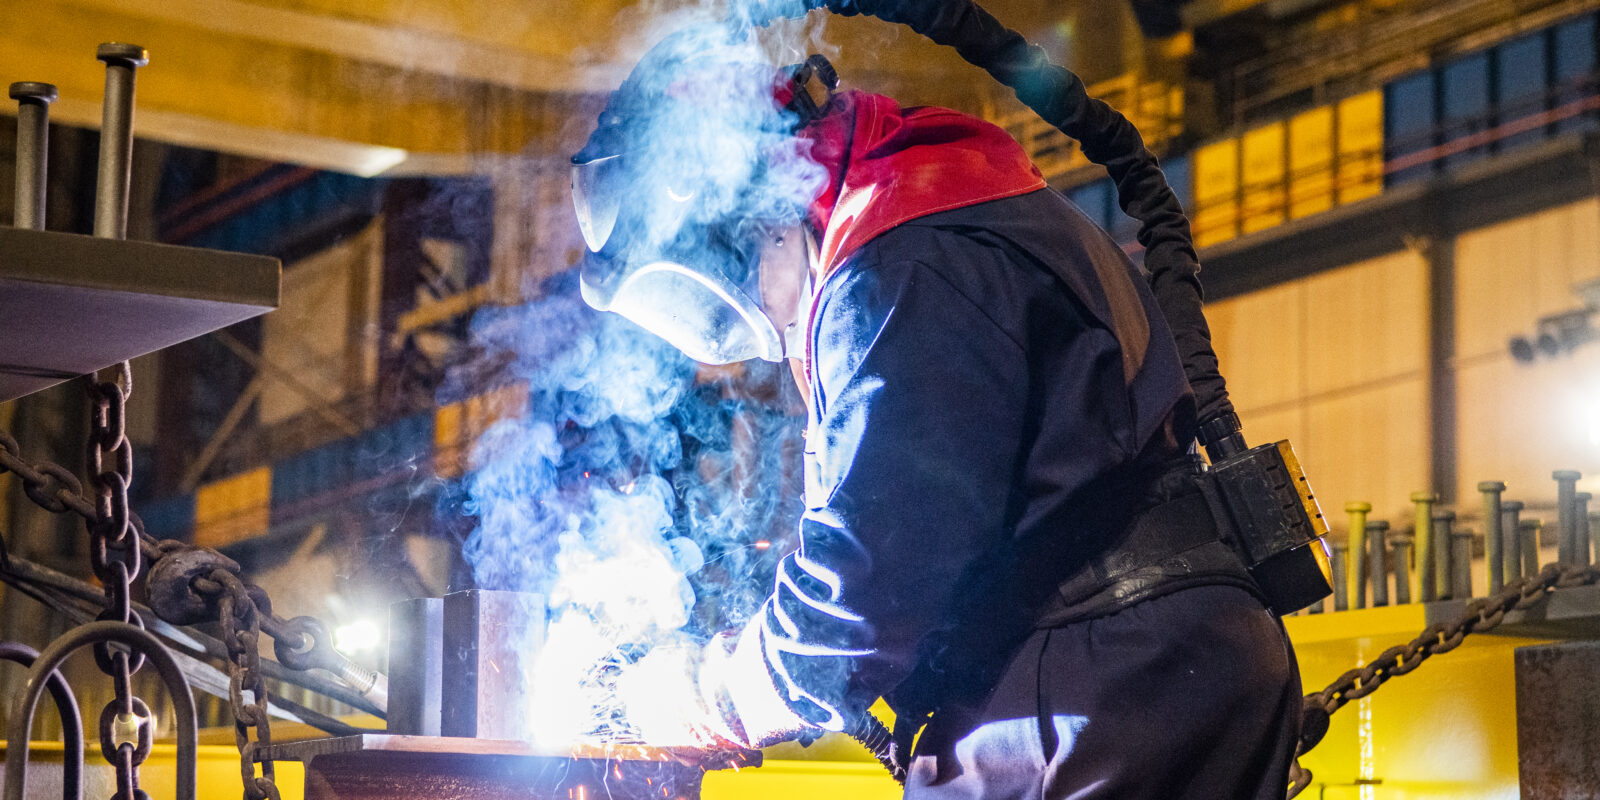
[0,377,330,800]
[0,431,158,563]
[216,571,281,800]
[83,366,156,800]
[1287,561,1600,798]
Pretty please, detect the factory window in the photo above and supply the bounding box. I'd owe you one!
[1495,32,1549,152]
[1385,71,1437,185]
[1440,52,1491,169]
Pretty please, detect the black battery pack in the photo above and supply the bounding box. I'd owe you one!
[1201,440,1333,615]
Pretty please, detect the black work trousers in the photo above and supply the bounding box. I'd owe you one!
[904,585,1301,800]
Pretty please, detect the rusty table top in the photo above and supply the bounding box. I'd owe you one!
[260,734,761,771]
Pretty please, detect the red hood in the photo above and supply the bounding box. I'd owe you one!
[800,90,1048,276]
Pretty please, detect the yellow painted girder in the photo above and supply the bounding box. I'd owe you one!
[3,0,1003,175]
[4,0,580,174]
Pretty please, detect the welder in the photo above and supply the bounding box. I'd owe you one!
[572,4,1305,797]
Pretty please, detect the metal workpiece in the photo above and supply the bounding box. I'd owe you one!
[1346,502,1372,609]
[93,43,148,240]
[1451,529,1475,599]
[258,734,759,800]
[1515,640,1600,798]
[1554,471,1582,565]
[440,590,547,740]
[1433,510,1457,599]
[1481,481,1507,593]
[1502,500,1525,587]
[1330,542,1349,612]
[386,597,443,736]
[10,82,57,231]
[1520,519,1543,579]
[1367,520,1390,607]
[1391,535,1414,604]
[1410,492,1438,601]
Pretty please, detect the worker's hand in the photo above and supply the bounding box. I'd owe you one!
[616,624,813,750]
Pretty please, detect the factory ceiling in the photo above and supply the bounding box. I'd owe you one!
[5,0,1100,176]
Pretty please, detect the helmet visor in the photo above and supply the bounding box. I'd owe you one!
[572,155,625,252]
[581,258,782,365]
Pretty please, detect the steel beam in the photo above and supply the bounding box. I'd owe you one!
[0,227,279,402]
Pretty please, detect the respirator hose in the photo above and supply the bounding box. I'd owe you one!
[742,0,1237,428]
[844,711,907,785]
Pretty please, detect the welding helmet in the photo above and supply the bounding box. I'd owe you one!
[572,28,835,365]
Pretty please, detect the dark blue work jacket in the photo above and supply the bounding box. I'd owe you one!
[756,187,1202,728]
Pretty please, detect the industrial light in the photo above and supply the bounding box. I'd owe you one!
[1508,308,1596,363]
[334,619,383,653]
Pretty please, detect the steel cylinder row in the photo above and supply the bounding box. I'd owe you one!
[1308,470,1596,613]
[8,43,146,234]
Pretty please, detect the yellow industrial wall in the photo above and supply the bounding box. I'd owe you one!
[1453,197,1600,504]
[1207,249,1432,524]
[1208,195,1600,518]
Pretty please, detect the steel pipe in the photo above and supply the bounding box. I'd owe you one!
[93,43,147,240]
[1346,502,1372,609]
[1432,510,1457,599]
[1520,518,1542,578]
[1367,520,1390,607]
[1578,492,1593,566]
[1330,542,1349,612]
[9,82,57,230]
[1554,470,1581,565]
[1502,500,1524,586]
[3,621,196,800]
[1480,481,1506,593]
[1451,529,1474,599]
[1410,492,1437,601]
[1391,535,1413,604]
[1590,508,1600,570]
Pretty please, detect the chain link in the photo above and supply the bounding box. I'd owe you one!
[0,377,334,799]
[217,572,282,800]
[79,367,157,800]
[1288,561,1600,797]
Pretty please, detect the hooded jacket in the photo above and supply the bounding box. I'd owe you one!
[723,93,1259,738]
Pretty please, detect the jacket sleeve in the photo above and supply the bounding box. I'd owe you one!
[748,255,1032,732]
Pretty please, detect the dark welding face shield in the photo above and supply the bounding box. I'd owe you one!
[572,47,836,365]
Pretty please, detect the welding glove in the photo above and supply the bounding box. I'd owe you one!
[696,622,817,748]
[619,623,813,750]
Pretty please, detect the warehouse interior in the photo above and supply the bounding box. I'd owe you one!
[4,0,1600,798]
